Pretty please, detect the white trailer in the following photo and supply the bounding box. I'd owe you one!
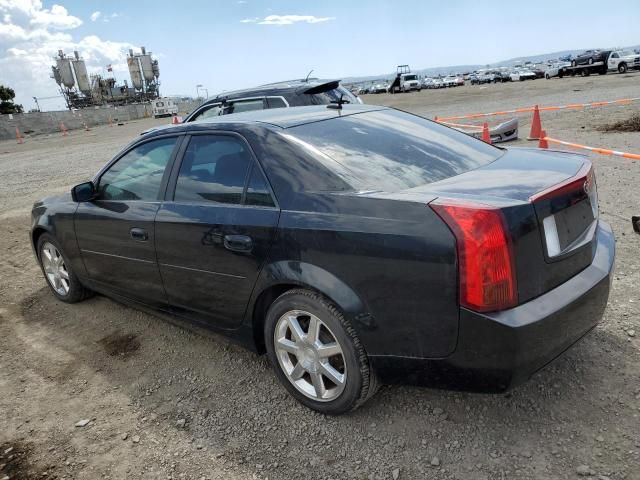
[152,98,178,118]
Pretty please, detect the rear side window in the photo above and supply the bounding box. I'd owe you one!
[174,135,251,204]
[285,109,502,192]
[245,166,275,207]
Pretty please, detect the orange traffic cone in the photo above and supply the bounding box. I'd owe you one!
[538,130,549,149]
[15,127,24,144]
[527,105,542,140]
[60,121,68,136]
[481,122,491,144]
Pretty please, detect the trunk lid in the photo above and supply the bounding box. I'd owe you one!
[400,147,599,304]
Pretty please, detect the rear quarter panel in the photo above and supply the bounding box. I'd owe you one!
[250,193,459,359]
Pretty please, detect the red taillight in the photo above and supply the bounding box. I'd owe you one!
[431,201,517,312]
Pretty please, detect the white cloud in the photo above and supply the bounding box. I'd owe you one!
[0,0,135,110]
[241,14,335,25]
[90,11,101,22]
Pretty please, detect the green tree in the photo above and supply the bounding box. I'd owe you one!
[0,85,24,114]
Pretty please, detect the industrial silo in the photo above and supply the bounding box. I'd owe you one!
[72,51,91,94]
[56,50,75,89]
[139,46,155,84]
[127,49,143,90]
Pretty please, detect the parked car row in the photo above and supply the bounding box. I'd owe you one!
[423,75,464,89]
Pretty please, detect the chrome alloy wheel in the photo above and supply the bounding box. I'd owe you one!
[41,242,70,296]
[274,310,347,402]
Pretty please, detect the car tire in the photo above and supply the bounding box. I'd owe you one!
[545,74,550,79]
[37,233,92,303]
[618,63,628,74]
[571,60,576,67]
[264,288,379,415]
[588,58,594,65]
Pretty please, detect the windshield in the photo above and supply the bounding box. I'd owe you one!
[285,109,502,192]
[403,75,417,81]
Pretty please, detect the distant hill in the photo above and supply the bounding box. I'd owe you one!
[342,45,640,85]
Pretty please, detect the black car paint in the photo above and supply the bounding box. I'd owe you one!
[31,105,615,390]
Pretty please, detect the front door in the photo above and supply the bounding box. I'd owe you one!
[75,136,180,306]
[154,133,279,328]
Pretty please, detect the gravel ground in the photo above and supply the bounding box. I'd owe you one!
[1,73,639,480]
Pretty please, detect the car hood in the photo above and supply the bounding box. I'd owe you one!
[33,191,72,208]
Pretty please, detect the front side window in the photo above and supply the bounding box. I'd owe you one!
[191,104,223,122]
[174,135,253,204]
[98,137,177,201]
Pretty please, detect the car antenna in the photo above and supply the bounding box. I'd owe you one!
[327,94,346,110]
[304,69,314,82]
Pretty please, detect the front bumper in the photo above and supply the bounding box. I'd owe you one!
[371,221,615,391]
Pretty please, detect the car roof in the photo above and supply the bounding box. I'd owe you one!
[202,78,343,102]
[146,105,388,137]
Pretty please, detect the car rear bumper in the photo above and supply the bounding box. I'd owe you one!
[370,220,615,391]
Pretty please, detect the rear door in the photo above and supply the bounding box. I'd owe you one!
[75,135,181,306]
[155,132,279,328]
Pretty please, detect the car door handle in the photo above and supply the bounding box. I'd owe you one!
[130,227,148,242]
[223,234,253,253]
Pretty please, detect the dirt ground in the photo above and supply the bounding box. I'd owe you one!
[1,73,639,480]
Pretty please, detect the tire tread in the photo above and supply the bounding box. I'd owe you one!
[269,288,379,413]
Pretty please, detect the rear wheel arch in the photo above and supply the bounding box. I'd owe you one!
[248,262,368,354]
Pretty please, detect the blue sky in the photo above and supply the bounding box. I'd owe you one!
[1,0,639,110]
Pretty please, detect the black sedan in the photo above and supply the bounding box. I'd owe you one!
[31,105,615,414]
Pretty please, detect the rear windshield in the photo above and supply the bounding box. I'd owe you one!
[305,87,357,105]
[284,109,502,192]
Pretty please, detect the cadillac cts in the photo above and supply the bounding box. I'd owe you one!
[31,105,615,414]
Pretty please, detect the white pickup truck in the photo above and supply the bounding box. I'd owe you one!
[607,50,640,73]
[399,73,421,92]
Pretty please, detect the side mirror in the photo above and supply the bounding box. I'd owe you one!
[72,181,96,202]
